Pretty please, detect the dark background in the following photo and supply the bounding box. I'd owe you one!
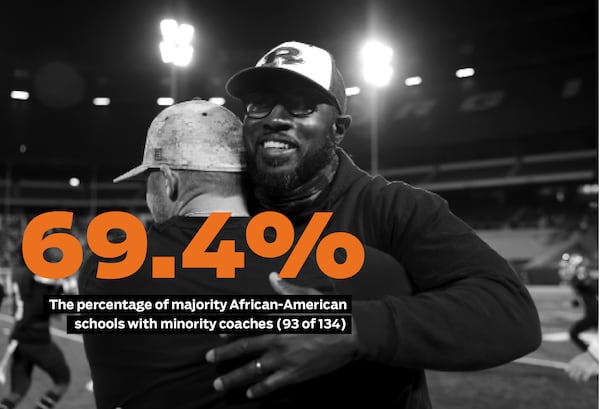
[0,0,597,215]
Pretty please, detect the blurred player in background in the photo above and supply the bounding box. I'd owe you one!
[0,248,72,409]
[559,252,599,353]
[564,337,598,383]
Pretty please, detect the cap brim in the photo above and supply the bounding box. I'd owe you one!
[113,165,149,183]
[226,66,340,111]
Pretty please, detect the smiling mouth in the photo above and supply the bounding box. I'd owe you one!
[256,139,298,165]
[259,139,298,151]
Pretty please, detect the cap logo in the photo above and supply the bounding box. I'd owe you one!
[225,41,347,115]
[263,47,304,67]
[154,148,162,161]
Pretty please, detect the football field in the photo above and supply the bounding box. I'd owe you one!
[427,286,598,409]
[0,285,596,409]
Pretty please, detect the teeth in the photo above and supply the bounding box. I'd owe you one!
[263,141,291,149]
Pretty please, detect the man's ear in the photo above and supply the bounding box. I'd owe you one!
[159,165,178,201]
[333,115,352,145]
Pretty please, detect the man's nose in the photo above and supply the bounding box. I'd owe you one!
[264,104,293,130]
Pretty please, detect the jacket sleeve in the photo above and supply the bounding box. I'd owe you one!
[352,182,542,370]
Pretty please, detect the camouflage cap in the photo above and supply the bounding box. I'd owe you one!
[113,99,245,183]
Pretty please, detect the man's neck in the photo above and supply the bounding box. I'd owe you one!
[178,194,249,217]
[254,150,339,219]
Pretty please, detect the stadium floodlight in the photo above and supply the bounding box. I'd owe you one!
[456,67,475,78]
[208,97,226,106]
[69,177,81,187]
[159,19,195,67]
[404,76,422,86]
[92,97,110,106]
[360,40,394,175]
[160,19,178,43]
[160,19,195,102]
[10,90,29,100]
[345,86,361,96]
[157,97,175,106]
[580,184,599,195]
[360,40,394,87]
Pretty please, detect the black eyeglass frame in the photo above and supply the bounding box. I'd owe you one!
[242,91,328,119]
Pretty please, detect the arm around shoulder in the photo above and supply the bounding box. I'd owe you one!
[352,183,542,370]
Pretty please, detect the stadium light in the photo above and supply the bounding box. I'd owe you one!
[160,19,194,67]
[159,19,195,102]
[93,97,110,106]
[10,90,29,100]
[69,177,81,187]
[360,40,394,175]
[456,67,475,78]
[157,97,175,106]
[360,40,394,87]
[579,184,599,195]
[405,76,422,86]
[345,86,361,96]
[208,97,226,106]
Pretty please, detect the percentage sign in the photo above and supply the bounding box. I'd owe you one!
[246,211,364,279]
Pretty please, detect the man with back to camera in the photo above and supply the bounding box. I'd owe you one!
[204,41,543,407]
[78,99,411,408]
[79,99,328,409]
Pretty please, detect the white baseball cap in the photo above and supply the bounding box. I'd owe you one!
[113,99,245,183]
[226,41,348,114]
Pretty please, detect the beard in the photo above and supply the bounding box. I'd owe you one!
[247,137,337,198]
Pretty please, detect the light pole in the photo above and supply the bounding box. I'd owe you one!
[360,40,393,176]
[159,19,195,102]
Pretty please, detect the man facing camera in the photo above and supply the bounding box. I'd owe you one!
[205,41,542,408]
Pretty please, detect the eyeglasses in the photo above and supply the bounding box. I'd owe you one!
[243,93,321,119]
